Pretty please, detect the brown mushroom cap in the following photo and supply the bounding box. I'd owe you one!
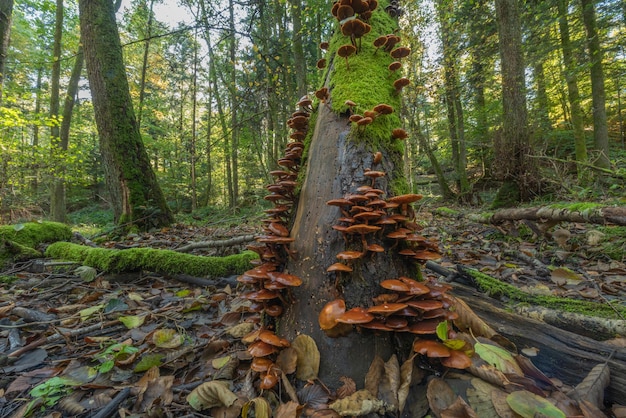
[336,250,364,261]
[259,372,279,389]
[413,339,451,357]
[327,262,353,273]
[373,35,388,48]
[251,357,274,372]
[267,271,302,287]
[356,116,373,126]
[264,304,283,317]
[319,299,347,330]
[391,127,409,139]
[380,279,410,292]
[336,4,355,21]
[373,151,383,164]
[373,104,394,115]
[406,299,444,311]
[349,114,364,123]
[248,340,278,357]
[388,193,423,204]
[407,319,441,335]
[346,224,381,234]
[363,170,386,179]
[359,319,393,331]
[320,41,329,50]
[393,77,411,91]
[385,316,409,329]
[399,277,430,295]
[268,222,289,237]
[367,243,385,253]
[336,307,374,324]
[315,87,329,101]
[367,302,408,316]
[316,58,327,69]
[390,46,411,59]
[441,350,473,369]
[258,330,284,347]
[243,289,280,301]
[327,198,354,207]
[388,61,402,71]
[337,44,356,58]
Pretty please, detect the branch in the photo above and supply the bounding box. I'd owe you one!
[174,234,256,252]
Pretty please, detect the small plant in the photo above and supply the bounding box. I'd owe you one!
[94,342,140,373]
[28,376,77,414]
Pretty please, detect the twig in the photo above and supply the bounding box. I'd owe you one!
[91,387,131,418]
[174,234,257,252]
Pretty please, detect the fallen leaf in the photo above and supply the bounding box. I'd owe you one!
[364,355,384,397]
[474,342,523,375]
[506,390,566,418]
[440,396,478,418]
[275,400,303,418]
[292,334,320,381]
[397,354,415,414]
[242,397,271,418]
[378,354,400,413]
[276,347,298,375]
[329,389,385,416]
[152,328,184,349]
[426,377,456,416]
[187,380,238,411]
[335,376,356,399]
[567,363,610,409]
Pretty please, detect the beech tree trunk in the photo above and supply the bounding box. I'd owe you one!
[79,0,173,229]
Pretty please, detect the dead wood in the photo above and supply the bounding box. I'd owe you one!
[173,234,257,252]
[470,206,626,227]
[450,283,626,404]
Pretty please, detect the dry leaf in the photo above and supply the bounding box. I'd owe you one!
[292,334,320,381]
[242,397,271,418]
[474,342,523,376]
[567,363,610,408]
[226,322,256,338]
[467,362,510,388]
[440,396,479,418]
[466,378,504,418]
[397,354,415,414]
[364,355,384,397]
[186,380,238,411]
[335,376,356,399]
[378,354,400,413]
[506,391,566,418]
[281,371,300,403]
[276,347,298,375]
[329,389,385,416]
[310,409,341,418]
[550,267,581,286]
[212,397,246,418]
[275,400,303,418]
[298,384,328,410]
[579,399,608,418]
[450,296,497,338]
[426,377,457,417]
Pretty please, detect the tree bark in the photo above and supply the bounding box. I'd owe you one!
[79,0,173,229]
[0,0,13,103]
[49,0,64,222]
[494,0,539,200]
[289,0,307,98]
[580,0,610,169]
[476,205,626,226]
[557,0,588,181]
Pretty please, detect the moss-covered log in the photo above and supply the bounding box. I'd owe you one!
[0,221,72,263]
[45,242,257,277]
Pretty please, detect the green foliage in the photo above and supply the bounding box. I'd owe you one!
[93,342,140,373]
[28,376,79,412]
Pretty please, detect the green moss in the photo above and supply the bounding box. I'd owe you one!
[463,267,626,320]
[45,242,258,277]
[547,202,602,212]
[0,221,73,263]
[434,207,461,217]
[491,181,520,209]
[327,2,402,146]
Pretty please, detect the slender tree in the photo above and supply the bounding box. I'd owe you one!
[580,0,610,169]
[493,0,539,203]
[79,0,173,228]
[557,0,588,181]
[50,0,64,222]
[0,0,13,103]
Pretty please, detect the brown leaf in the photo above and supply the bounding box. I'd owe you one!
[329,389,385,416]
[335,376,356,399]
[440,396,479,418]
[567,363,610,409]
[292,334,320,381]
[426,377,456,417]
[281,371,300,403]
[298,384,329,410]
[276,347,298,375]
[466,378,505,418]
[364,355,384,397]
[275,400,303,418]
[378,354,400,413]
[398,354,416,414]
[450,296,497,338]
[467,362,510,389]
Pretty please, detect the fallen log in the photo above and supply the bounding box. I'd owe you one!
[173,234,257,253]
[457,204,626,227]
[451,282,626,404]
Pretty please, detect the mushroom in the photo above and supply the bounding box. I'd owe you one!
[373,35,387,54]
[336,4,355,21]
[373,151,382,165]
[367,302,408,316]
[388,61,402,72]
[317,58,327,69]
[393,77,410,93]
[336,307,374,324]
[318,299,347,330]
[373,103,394,115]
[390,46,411,59]
[320,41,329,50]
[345,100,357,113]
[315,87,329,103]
[440,350,472,369]
[412,339,451,357]
[337,44,356,70]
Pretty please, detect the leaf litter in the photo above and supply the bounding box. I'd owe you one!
[0,212,624,416]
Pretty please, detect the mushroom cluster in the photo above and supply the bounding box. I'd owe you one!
[332,0,377,64]
[348,102,395,130]
[384,0,404,18]
[239,95,313,389]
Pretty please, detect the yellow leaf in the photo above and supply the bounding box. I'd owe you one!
[152,329,184,349]
[292,334,320,380]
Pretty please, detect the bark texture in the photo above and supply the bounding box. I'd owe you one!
[79,0,173,229]
[281,104,414,387]
[0,0,13,103]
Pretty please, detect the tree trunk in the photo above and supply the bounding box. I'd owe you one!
[49,0,64,222]
[79,0,173,229]
[190,27,198,211]
[136,0,154,130]
[228,0,238,207]
[580,0,610,169]
[280,10,419,387]
[289,0,307,98]
[494,0,539,201]
[557,0,588,181]
[0,0,13,103]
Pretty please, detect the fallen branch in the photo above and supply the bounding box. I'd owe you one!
[174,234,257,253]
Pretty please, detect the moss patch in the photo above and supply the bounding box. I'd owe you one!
[0,222,73,263]
[45,242,258,278]
[547,202,602,212]
[461,266,626,320]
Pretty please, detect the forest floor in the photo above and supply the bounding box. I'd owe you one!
[1,206,625,417]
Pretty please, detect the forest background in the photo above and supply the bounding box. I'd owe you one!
[0,0,625,228]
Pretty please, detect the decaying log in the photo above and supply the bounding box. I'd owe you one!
[173,234,256,253]
[467,205,626,227]
[451,283,626,404]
